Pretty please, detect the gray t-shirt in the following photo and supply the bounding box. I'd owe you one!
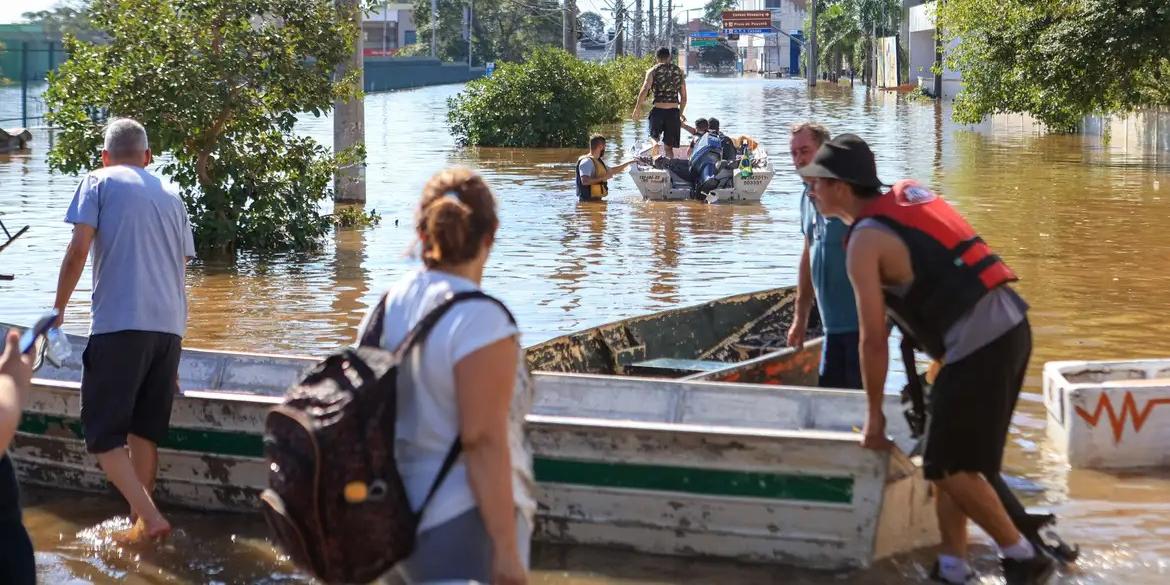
[64,165,196,337]
[855,219,1028,363]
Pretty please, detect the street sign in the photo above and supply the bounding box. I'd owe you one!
[690,40,718,47]
[690,31,719,38]
[727,27,774,34]
[722,10,772,30]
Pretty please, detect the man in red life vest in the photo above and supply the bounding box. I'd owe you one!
[798,134,1056,585]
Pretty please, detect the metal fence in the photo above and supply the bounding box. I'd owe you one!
[0,42,67,127]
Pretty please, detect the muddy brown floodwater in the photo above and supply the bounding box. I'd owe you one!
[3,76,1170,584]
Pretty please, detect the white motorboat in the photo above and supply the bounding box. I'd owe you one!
[628,138,774,203]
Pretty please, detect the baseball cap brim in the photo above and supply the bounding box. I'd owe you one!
[798,163,886,190]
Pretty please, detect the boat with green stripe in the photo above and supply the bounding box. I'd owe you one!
[1,288,938,569]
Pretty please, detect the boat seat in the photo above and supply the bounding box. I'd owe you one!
[625,357,730,378]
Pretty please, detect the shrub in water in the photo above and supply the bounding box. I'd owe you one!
[448,48,652,148]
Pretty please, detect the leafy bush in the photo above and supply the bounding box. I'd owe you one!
[447,48,652,148]
[600,54,656,114]
[44,0,362,254]
[331,204,382,228]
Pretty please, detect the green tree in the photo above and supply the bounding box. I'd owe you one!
[44,0,363,253]
[938,0,1170,131]
[410,0,563,64]
[578,11,606,43]
[703,0,738,27]
[22,1,104,43]
[447,48,651,147]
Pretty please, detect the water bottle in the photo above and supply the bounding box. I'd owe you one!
[45,327,72,367]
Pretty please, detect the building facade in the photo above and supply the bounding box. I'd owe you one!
[736,0,806,74]
[362,2,418,56]
[906,0,961,98]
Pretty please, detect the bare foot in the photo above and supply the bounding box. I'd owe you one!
[111,516,172,544]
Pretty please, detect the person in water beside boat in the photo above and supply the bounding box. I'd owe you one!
[632,47,687,159]
[51,118,196,542]
[576,134,634,202]
[357,168,534,585]
[786,122,862,389]
[0,330,35,584]
[799,134,1056,585]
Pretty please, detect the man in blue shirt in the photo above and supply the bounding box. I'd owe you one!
[786,122,862,389]
[53,118,195,541]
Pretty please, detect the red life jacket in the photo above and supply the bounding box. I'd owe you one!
[847,179,1018,359]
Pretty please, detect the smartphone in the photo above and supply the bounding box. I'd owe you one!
[18,309,59,355]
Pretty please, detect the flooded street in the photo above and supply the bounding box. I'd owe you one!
[3,75,1170,583]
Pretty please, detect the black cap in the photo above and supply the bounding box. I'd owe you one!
[797,133,885,189]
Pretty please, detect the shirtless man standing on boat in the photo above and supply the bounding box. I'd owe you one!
[787,122,862,389]
[52,118,196,542]
[632,47,687,159]
[798,133,1056,585]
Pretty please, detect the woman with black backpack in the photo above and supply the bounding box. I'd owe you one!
[359,167,534,585]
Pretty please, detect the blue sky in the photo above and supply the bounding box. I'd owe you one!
[3,0,714,26]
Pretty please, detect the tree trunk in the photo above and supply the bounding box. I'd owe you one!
[808,1,818,86]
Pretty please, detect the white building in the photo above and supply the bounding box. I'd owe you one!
[363,2,418,55]
[736,0,807,74]
[907,1,961,98]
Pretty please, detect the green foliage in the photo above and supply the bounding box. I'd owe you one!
[703,0,739,27]
[447,49,653,148]
[44,0,363,253]
[805,0,900,80]
[938,0,1170,131]
[578,11,606,43]
[601,54,656,112]
[447,48,610,147]
[22,1,104,43]
[331,204,382,228]
[410,0,562,64]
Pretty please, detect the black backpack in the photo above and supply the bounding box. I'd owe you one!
[261,290,513,584]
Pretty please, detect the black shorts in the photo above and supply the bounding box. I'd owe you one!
[923,320,1031,481]
[647,107,682,148]
[80,330,182,453]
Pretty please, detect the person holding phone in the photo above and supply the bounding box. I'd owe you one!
[1,329,36,584]
[52,118,196,541]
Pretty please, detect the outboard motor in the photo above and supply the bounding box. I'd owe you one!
[689,133,726,192]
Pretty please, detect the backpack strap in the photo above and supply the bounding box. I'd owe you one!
[358,292,391,348]
[380,289,517,523]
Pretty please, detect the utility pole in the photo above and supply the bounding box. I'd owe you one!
[648,0,654,48]
[468,0,473,67]
[666,0,673,51]
[615,7,625,56]
[808,0,817,86]
[563,0,577,56]
[634,0,643,56]
[334,0,366,203]
[430,0,438,57]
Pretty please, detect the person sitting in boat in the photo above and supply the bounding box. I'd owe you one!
[576,134,634,202]
[689,118,738,192]
[682,118,709,152]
